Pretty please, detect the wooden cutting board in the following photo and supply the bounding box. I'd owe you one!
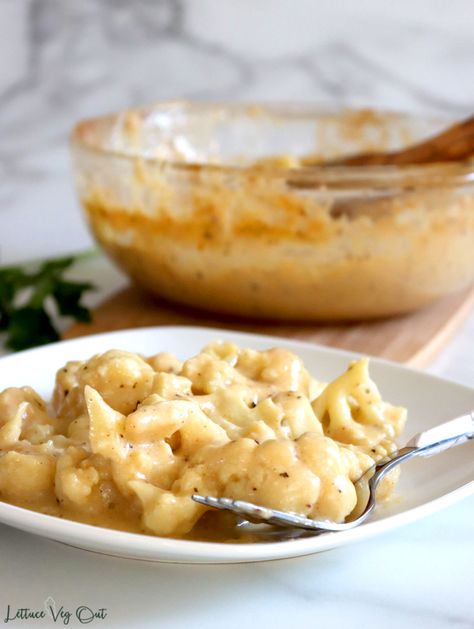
[64,285,474,368]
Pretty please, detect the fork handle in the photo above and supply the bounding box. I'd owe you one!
[373,411,474,480]
[404,411,474,458]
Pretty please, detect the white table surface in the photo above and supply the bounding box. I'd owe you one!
[0,254,473,629]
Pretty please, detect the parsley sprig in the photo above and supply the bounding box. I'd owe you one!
[0,256,95,351]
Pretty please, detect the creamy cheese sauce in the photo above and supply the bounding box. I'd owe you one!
[0,342,405,542]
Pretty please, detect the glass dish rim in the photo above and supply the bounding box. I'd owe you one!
[70,100,474,189]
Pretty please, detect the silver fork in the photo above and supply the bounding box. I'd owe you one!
[192,411,474,534]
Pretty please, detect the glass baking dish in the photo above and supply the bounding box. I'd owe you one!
[71,102,474,320]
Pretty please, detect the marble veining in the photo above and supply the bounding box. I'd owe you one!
[1,0,474,264]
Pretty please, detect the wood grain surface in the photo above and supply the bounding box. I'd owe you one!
[64,285,474,367]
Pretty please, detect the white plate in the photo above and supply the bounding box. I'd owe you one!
[0,326,472,564]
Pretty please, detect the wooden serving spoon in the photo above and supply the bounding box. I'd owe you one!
[317,113,474,167]
[291,114,474,218]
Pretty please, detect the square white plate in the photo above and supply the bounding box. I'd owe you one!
[0,326,472,564]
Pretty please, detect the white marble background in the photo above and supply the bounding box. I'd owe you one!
[1,0,474,264]
[0,6,474,629]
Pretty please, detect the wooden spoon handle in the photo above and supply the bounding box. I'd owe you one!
[327,114,474,167]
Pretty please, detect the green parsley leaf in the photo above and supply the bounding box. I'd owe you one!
[53,280,94,322]
[0,255,95,351]
[6,307,60,351]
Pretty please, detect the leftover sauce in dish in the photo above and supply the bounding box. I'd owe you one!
[83,168,474,321]
[0,342,406,542]
[74,106,474,321]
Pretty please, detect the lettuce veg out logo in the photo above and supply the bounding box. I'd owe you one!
[3,597,108,625]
